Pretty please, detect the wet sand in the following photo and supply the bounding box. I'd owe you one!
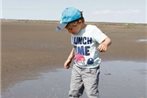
[1,19,147,98]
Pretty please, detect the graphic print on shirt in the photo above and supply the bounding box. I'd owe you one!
[73,37,92,55]
[73,36,94,66]
[74,53,85,66]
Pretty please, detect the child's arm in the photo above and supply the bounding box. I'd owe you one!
[64,48,75,69]
[98,37,111,52]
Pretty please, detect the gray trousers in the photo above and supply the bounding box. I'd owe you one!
[69,65,100,98]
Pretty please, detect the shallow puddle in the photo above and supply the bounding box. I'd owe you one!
[136,39,147,42]
[2,61,147,98]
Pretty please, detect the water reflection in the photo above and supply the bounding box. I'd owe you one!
[137,39,147,42]
[2,61,147,98]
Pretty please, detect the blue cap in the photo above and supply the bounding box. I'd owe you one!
[56,7,82,31]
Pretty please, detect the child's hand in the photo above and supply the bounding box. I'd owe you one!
[98,43,108,52]
[98,37,111,52]
[64,59,72,69]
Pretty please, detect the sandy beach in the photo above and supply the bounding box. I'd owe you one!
[1,19,147,98]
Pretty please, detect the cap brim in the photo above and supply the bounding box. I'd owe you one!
[56,23,67,32]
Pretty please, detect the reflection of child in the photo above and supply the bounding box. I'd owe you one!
[57,7,111,98]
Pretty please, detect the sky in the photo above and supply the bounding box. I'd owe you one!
[1,0,147,23]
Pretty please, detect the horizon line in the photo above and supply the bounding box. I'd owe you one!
[1,18,147,25]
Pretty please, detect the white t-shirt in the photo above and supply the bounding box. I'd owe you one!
[71,25,107,68]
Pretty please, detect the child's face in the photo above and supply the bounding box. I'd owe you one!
[65,20,82,34]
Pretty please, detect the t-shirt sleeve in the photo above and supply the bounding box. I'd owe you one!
[92,26,107,44]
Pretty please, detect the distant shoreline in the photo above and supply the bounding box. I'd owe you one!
[1,18,147,25]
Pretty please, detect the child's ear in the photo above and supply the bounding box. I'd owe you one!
[78,19,82,23]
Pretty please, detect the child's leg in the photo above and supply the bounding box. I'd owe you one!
[69,65,84,98]
[82,67,100,98]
